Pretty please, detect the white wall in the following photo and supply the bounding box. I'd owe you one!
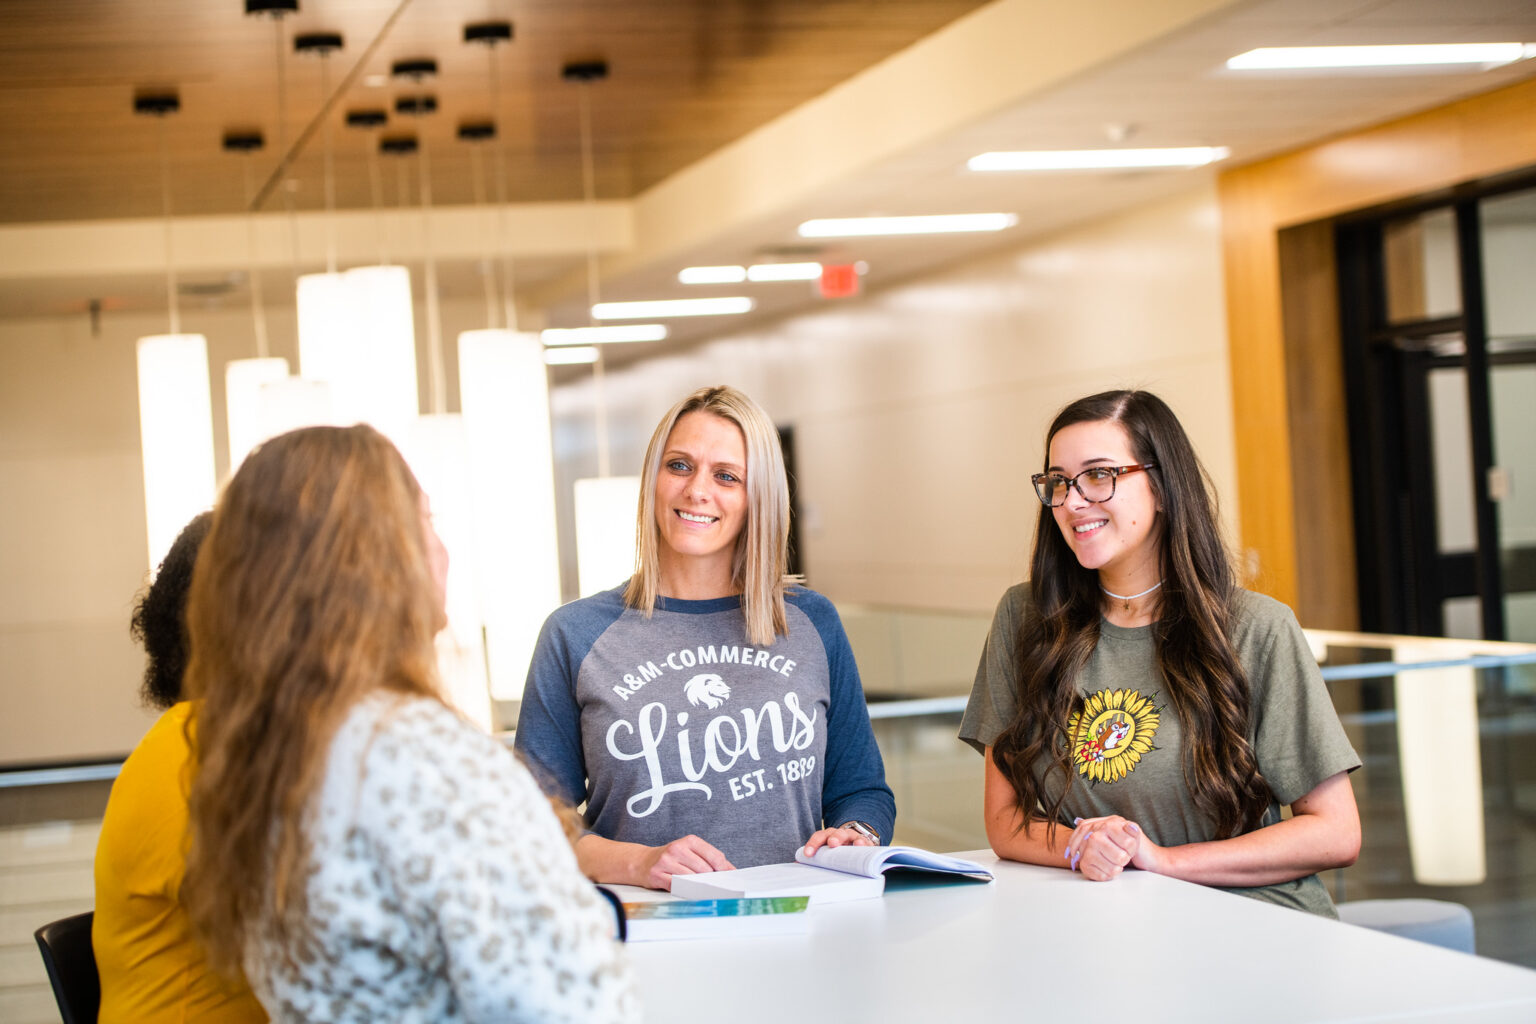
[550,184,1235,614]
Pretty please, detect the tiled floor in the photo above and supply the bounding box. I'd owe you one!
[3,675,1532,1023]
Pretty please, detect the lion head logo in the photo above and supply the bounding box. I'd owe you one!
[683,672,731,710]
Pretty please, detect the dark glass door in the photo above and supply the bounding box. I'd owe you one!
[1339,180,1536,641]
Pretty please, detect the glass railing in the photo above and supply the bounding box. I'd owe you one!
[851,607,1536,972]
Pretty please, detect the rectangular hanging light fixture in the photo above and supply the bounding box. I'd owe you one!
[747,262,823,281]
[224,357,290,476]
[544,346,601,365]
[542,324,669,345]
[296,265,419,446]
[592,297,754,319]
[1227,43,1533,70]
[401,412,493,731]
[969,147,1229,171]
[574,475,641,597]
[458,329,563,702]
[679,265,748,284]
[799,213,1017,237]
[254,376,336,441]
[136,334,217,571]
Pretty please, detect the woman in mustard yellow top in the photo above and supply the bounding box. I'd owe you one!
[92,513,265,1023]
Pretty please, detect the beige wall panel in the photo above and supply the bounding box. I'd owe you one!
[0,623,153,763]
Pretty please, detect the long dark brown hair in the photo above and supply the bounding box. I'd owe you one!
[991,390,1271,842]
[181,425,445,974]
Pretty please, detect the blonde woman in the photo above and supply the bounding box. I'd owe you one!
[180,425,636,1023]
[517,385,895,889]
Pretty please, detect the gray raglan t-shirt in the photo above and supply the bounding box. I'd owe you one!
[515,584,895,868]
[960,584,1359,917]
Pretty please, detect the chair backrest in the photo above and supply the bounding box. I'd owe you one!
[34,910,100,1024]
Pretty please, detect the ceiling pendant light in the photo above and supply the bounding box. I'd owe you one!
[449,19,562,716]
[295,45,421,449]
[132,90,217,573]
[220,129,292,476]
[557,60,643,597]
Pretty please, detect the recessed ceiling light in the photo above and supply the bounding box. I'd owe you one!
[798,214,1017,238]
[543,345,600,364]
[592,297,754,319]
[362,73,389,88]
[968,146,1229,171]
[1227,43,1534,70]
[541,325,669,345]
[747,262,822,282]
[679,266,747,284]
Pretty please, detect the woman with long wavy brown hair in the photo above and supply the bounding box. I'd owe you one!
[180,424,636,1022]
[960,390,1361,916]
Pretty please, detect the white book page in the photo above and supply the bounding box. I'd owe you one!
[794,845,994,878]
[793,844,890,877]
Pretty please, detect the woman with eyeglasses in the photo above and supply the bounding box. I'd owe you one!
[959,390,1361,916]
[516,385,895,890]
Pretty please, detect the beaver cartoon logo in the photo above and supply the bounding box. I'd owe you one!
[1067,688,1161,784]
[683,672,731,710]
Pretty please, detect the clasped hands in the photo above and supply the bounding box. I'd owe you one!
[1063,814,1165,881]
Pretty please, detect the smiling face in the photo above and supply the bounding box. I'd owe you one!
[653,410,749,593]
[1047,418,1162,586]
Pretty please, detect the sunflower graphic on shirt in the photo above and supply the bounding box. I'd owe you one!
[1067,689,1162,784]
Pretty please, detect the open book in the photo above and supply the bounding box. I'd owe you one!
[669,845,993,905]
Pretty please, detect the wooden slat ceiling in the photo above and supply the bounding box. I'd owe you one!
[0,0,992,224]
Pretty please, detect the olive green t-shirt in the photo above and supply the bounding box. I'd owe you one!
[959,584,1360,917]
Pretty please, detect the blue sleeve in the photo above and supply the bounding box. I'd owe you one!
[793,591,897,843]
[513,590,626,810]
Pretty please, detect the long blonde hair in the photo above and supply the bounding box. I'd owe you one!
[625,385,794,645]
[181,425,444,973]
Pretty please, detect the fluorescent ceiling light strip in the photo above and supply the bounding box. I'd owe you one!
[798,213,1017,238]
[1227,43,1532,70]
[747,262,823,281]
[544,345,600,364]
[968,146,1229,171]
[541,325,669,345]
[592,297,754,319]
[679,265,747,284]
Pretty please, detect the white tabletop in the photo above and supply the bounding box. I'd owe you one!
[623,851,1536,1023]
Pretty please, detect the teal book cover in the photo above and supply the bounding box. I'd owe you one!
[624,896,810,920]
[617,895,811,940]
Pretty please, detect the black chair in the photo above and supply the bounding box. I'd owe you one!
[34,910,100,1024]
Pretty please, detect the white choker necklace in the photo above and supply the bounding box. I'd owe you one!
[1100,580,1163,611]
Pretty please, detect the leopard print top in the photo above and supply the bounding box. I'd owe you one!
[245,693,639,1023]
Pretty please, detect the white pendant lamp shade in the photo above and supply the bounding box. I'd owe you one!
[458,329,562,700]
[224,356,290,475]
[403,413,493,732]
[296,265,419,445]
[256,375,336,440]
[1393,642,1487,885]
[135,333,217,571]
[574,475,640,596]
[350,264,420,443]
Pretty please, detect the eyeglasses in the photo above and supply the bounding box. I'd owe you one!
[1030,464,1156,507]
